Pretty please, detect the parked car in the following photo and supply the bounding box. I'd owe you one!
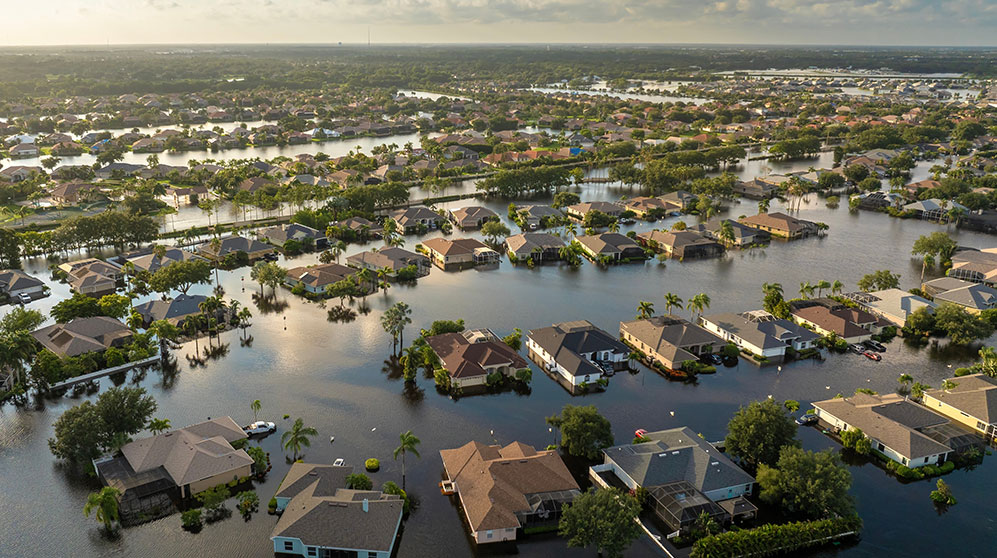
[795,414,819,426]
[862,350,882,362]
[703,353,722,365]
[863,340,886,352]
[848,344,865,354]
[333,458,345,467]
[17,293,32,305]
[242,421,276,436]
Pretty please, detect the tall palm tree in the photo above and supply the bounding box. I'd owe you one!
[758,198,770,214]
[84,487,121,533]
[355,268,374,298]
[815,280,831,298]
[148,418,171,434]
[393,302,413,348]
[608,220,620,233]
[636,300,655,320]
[762,282,783,298]
[250,261,267,296]
[830,280,844,296]
[237,307,253,340]
[251,399,262,421]
[717,220,736,248]
[281,418,317,461]
[663,293,683,316]
[330,240,346,263]
[393,430,421,490]
[688,293,711,320]
[799,281,813,300]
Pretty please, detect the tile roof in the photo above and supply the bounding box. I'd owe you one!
[32,316,132,357]
[0,269,44,293]
[620,315,720,355]
[924,374,997,424]
[426,330,529,380]
[120,417,252,486]
[285,263,356,289]
[575,232,641,256]
[134,294,208,324]
[701,311,819,350]
[440,441,579,532]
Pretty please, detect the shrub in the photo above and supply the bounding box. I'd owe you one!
[181,509,203,531]
[382,481,411,514]
[267,497,277,514]
[236,490,259,516]
[365,458,380,472]
[346,473,373,490]
[691,516,862,558]
[720,343,740,359]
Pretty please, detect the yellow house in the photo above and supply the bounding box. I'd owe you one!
[922,374,997,440]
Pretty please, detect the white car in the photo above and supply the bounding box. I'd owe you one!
[243,421,276,436]
[17,293,32,305]
[333,458,345,467]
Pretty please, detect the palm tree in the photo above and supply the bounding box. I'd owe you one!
[250,261,267,296]
[329,240,346,263]
[663,293,683,316]
[636,300,655,320]
[815,280,831,298]
[237,307,252,340]
[393,302,413,348]
[251,399,262,421]
[898,374,913,386]
[281,418,317,461]
[84,487,121,533]
[355,268,374,298]
[148,418,171,434]
[758,198,770,214]
[799,281,814,299]
[717,220,736,248]
[393,430,422,490]
[688,293,711,320]
[911,382,931,400]
[565,222,577,238]
[377,269,391,297]
[608,220,620,233]
[831,280,844,296]
[762,282,783,298]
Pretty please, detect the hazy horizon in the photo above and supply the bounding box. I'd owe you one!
[4,0,996,48]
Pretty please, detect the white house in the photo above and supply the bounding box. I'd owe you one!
[526,320,629,388]
[699,311,819,360]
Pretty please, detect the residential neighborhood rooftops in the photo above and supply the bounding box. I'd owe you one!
[32,316,133,357]
[440,441,579,533]
[0,268,44,294]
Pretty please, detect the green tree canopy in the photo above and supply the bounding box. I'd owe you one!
[757,446,854,520]
[547,404,613,460]
[559,488,642,558]
[724,399,800,468]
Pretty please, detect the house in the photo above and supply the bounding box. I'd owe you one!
[32,316,133,358]
[0,165,43,182]
[196,235,274,262]
[420,238,499,270]
[843,289,937,327]
[259,223,327,249]
[95,163,144,180]
[238,176,273,193]
[812,393,958,468]
[60,258,122,296]
[637,230,723,260]
[122,247,201,273]
[389,206,443,232]
[514,205,562,230]
[923,374,997,441]
[425,329,529,389]
[790,305,873,343]
[9,143,40,158]
[133,294,209,327]
[902,199,968,222]
[739,212,818,239]
[590,427,756,535]
[504,233,565,263]
[449,206,498,230]
[0,269,46,299]
[564,201,622,221]
[284,263,359,294]
[346,247,431,278]
[574,232,644,262]
[440,441,579,544]
[619,315,720,371]
[620,196,678,219]
[49,182,101,204]
[922,277,997,313]
[659,190,698,210]
[734,178,779,199]
[853,191,904,211]
[270,463,404,558]
[95,417,252,522]
[526,320,629,389]
[699,311,819,360]
[949,248,997,285]
[689,218,771,247]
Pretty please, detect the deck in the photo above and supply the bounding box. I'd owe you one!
[49,353,161,390]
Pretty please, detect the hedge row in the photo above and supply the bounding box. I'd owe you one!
[691,516,862,558]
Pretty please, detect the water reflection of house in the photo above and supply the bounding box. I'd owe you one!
[590,427,756,536]
[440,441,580,544]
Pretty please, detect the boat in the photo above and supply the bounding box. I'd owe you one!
[634,428,648,439]
[862,350,881,362]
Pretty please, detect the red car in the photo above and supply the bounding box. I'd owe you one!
[863,351,881,362]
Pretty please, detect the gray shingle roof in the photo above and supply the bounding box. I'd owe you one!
[701,312,818,350]
[528,321,628,377]
[925,374,997,423]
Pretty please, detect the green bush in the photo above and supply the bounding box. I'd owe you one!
[720,343,740,359]
[181,509,203,531]
[267,496,277,514]
[691,516,862,558]
[365,458,380,472]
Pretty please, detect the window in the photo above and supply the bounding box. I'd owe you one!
[368,553,377,558]
[284,541,294,551]
[307,548,317,557]
[486,530,493,539]
[978,421,986,430]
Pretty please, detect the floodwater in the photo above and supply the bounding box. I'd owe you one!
[2,160,997,558]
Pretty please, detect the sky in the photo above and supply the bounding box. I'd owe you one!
[2,0,996,47]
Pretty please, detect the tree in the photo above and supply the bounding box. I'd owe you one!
[635,300,654,320]
[547,404,613,460]
[251,399,262,421]
[663,293,683,315]
[717,220,736,247]
[857,270,900,292]
[930,479,957,506]
[552,191,581,208]
[815,280,831,298]
[934,303,993,345]
[197,485,231,519]
[757,447,854,520]
[481,220,511,244]
[148,418,171,435]
[346,473,373,490]
[281,417,317,460]
[84,487,121,533]
[503,328,523,351]
[394,430,421,490]
[559,488,642,558]
[148,259,212,295]
[724,399,800,468]
[688,293,711,320]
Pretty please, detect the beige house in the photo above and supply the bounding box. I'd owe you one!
[923,374,997,441]
[420,238,499,270]
[619,315,720,370]
[426,329,529,388]
[60,258,122,296]
[739,212,817,239]
[196,235,274,262]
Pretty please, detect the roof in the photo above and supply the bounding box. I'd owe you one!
[739,212,816,234]
[286,263,356,288]
[701,311,819,349]
[440,441,579,532]
[450,206,497,225]
[32,316,132,357]
[198,235,272,256]
[275,463,354,500]
[390,206,441,226]
[426,330,529,379]
[902,199,969,213]
[120,417,252,486]
[620,315,720,354]
[134,294,208,324]
[421,237,492,258]
[791,306,870,338]
[347,247,428,272]
[932,283,997,311]
[924,374,997,424]
[528,321,629,377]
[813,393,952,460]
[574,233,641,256]
[566,201,621,215]
[638,230,719,250]
[124,247,201,273]
[603,427,754,493]
[261,223,324,244]
[847,289,937,322]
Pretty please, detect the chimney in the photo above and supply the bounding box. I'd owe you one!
[362,498,369,513]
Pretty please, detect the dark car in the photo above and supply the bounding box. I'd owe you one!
[796,414,819,426]
[703,354,722,365]
[863,340,886,352]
